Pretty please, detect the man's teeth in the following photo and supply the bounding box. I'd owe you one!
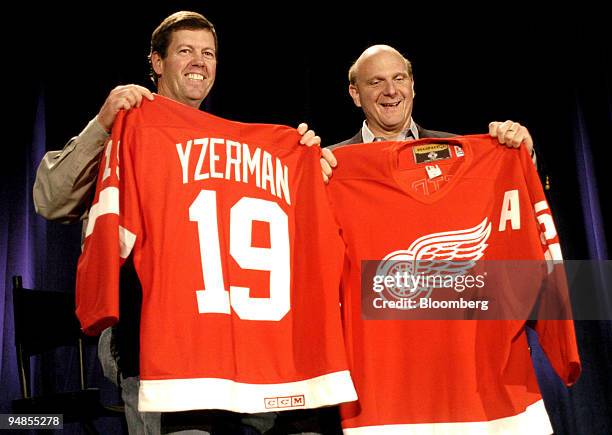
[187,73,204,80]
[381,102,400,107]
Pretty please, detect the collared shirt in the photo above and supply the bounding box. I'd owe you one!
[33,115,109,225]
[361,118,419,143]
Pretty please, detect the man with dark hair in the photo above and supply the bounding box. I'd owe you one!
[148,10,217,106]
[148,11,218,85]
[34,11,323,434]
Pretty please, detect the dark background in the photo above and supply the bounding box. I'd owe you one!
[19,4,612,258]
[4,4,611,434]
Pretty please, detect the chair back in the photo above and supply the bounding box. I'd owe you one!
[11,275,85,400]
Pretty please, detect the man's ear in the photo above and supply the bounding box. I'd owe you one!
[151,52,164,76]
[349,84,362,108]
[412,80,415,98]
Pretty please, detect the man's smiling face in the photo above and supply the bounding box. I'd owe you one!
[152,28,217,108]
[349,47,415,138]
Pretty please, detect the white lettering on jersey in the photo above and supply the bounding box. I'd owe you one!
[534,200,563,261]
[190,190,290,321]
[176,139,291,205]
[230,197,290,320]
[102,140,114,181]
[194,138,210,181]
[261,151,276,197]
[115,141,120,179]
[243,145,261,188]
[226,140,242,182]
[209,138,224,179]
[499,189,521,232]
[176,140,192,184]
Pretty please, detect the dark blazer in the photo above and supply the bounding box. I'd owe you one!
[328,123,455,150]
[328,123,545,187]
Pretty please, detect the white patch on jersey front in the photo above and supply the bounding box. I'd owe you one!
[534,200,563,263]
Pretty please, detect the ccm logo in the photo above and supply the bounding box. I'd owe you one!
[264,395,305,409]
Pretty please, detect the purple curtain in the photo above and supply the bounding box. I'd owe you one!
[1,90,47,411]
[574,103,608,261]
[532,89,612,434]
[0,90,124,433]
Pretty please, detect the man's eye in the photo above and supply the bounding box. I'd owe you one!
[204,51,216,59]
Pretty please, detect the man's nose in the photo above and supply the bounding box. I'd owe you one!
[383,81,397,95]
[192,53,206,66]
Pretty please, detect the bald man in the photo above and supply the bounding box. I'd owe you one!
[319,45,535,182]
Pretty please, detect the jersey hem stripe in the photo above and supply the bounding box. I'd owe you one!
[138,369,357,413]
[341,399,552,435]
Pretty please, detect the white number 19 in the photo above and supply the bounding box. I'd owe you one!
[189,190,290,321]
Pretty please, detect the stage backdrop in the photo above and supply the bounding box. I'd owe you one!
[2,6,610,434]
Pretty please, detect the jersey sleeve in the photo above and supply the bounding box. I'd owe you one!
[520,145,581,386]
[75,110,141,336]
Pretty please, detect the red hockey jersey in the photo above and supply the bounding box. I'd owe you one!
[327,136,580,434]
[76,95,357,413]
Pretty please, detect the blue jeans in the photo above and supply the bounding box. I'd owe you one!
[98,327,161,434]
